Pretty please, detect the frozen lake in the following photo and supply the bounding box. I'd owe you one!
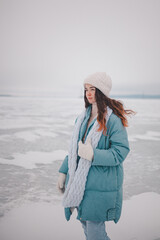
[0,96,160,239]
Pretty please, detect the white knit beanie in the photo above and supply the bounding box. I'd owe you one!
[83,72,112,97]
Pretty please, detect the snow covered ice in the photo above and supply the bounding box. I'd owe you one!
[0,96,160,240]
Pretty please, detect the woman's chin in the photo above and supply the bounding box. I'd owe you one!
[88,99,94,104]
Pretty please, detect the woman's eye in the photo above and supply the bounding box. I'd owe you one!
[85,88,95,92]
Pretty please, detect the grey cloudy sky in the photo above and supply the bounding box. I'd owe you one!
[0,0,160,96]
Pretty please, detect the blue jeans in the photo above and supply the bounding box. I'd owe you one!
[81,220,111,240]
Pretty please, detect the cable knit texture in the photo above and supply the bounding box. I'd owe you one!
[83,72,112,97]
[62,106,113,208]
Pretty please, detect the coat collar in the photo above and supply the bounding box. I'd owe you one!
[78,105,113,142]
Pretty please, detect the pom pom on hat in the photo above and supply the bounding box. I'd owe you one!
[83,72,112,97]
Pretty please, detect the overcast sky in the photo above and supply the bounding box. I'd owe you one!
[0,0,160,96]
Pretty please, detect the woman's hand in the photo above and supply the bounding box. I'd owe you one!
[57,173,67,194]
[78,138,94,161]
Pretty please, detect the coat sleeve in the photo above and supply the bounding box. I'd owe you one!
[58,155,68,174]
[58,116,78,174]
[92,116,130,167]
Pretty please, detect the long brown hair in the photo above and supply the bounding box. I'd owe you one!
[84,88,137,135]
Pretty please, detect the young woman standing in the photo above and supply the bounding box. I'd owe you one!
[57,72,135,240]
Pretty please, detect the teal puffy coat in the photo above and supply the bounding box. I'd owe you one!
[58,105,130,223]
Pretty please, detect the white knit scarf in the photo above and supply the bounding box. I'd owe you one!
[62,106,113,208]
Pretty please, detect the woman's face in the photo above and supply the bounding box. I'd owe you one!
[84,84,96,104]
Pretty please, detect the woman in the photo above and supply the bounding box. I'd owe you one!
[57,72,135,240]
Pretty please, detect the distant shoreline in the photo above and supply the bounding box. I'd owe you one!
[111,94,160,99]
[0,93,160,99]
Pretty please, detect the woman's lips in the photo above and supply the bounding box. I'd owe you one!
[88,97,92,100]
